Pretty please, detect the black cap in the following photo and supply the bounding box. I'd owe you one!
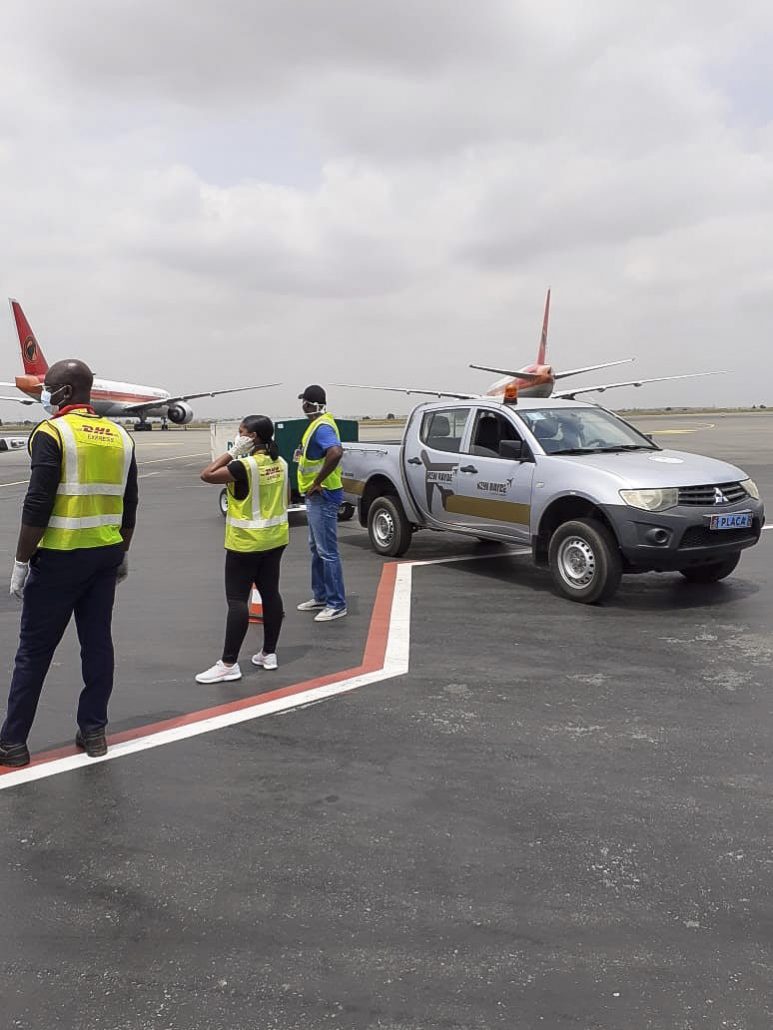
[298,384,326,404]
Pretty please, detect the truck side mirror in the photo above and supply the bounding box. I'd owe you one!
[499,439,525,461]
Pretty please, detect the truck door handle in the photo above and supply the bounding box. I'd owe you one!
[408,457,422,465]
[460,465,478,474]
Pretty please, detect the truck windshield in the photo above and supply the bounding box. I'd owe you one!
[516,408,658,455]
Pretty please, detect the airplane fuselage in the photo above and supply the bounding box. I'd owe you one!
[14,373,171,418]
[486,364,556,399]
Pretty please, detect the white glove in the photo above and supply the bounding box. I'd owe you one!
[10,560,30,600]
[116,554,129,584]
[228,435,254,459]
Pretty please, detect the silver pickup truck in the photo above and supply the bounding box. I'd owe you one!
[341,397,764,603]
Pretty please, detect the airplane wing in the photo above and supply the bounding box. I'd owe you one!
[468,365,544,382]
[554,358,634,380]
[554,371,726,400]
[333,382,481,401]
[0,382,36,405]
[0,394,35,405]
[122,383,282,414]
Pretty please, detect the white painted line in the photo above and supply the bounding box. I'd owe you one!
[0,532,766,792]
[1,451,208,486]
[0,562,415,791]
[138,451,209,466]
[408,548,530,568]
[763,524,772,531]
[138,471,161,479]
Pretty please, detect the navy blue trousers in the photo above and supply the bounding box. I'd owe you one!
[1,545,124,745]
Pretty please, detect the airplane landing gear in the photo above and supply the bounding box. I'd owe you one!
[161,417,169,431]
[134,420,152,432]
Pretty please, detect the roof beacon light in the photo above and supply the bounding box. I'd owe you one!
[504,383,519,404]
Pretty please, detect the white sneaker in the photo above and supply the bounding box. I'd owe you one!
[297,599,326,612]
[314,606,348,623]
[195,660,242,684]
[251,651,278,670]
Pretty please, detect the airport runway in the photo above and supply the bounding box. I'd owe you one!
[0,417,771,1029]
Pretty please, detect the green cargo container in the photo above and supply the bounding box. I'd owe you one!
[273,416,358,505]
[214,416,358,520]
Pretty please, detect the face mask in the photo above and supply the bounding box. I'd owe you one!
[40,387,62,414]
[41,383,70,414]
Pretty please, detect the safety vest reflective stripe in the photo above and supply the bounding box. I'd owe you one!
[226,456,287,532]
[38,412,133,550]
[55,417,133,496]
[48,514,124,530]
[297,414,343,493]
[56,483,126,496]
[224,455,290,553]
[225,514,289,530]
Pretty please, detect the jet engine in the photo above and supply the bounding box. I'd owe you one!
[166,401,194,425]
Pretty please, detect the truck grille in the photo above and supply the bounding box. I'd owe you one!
[681,524,758,549]
[678,482,748,506]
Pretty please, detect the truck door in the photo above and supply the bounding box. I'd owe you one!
[403,406,473,530]
[448,406,535,542]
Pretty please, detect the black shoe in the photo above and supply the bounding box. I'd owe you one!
[75,729,107,758]
[0,741,30,767]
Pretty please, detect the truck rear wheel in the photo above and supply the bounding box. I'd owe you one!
[679,554,740,583]
[337,502,356,522]
[368,496,412,557]
[219,489,228,517]
[548,518,622,604]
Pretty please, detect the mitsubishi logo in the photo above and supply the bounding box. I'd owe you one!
[714,487,728,505]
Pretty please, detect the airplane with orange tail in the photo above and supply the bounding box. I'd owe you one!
[336,289,724,402]
[0,300,279,429]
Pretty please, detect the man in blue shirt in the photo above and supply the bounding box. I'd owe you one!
[295,385,347,622]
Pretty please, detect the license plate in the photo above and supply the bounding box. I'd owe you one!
[709,513,752,530]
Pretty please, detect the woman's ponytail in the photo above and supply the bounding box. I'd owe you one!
[267,439,280,461]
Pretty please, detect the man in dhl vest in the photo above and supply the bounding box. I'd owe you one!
[295,384,347,621]
[0,360,138,768]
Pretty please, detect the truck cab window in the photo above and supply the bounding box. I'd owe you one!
[469,411,521,458]
[517,407,657,454]
[420,408,471,454]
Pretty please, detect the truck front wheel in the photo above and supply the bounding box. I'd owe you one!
[548,518,622,604]
[679,554,740,583]
[368,496,412,557]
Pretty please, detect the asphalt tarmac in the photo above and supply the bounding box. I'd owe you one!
[0,416,771,1029]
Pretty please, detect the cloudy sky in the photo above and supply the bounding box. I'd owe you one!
[1,1,772,421]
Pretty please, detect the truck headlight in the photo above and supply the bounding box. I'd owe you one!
[619,488,678,512]
[740,478,760,500]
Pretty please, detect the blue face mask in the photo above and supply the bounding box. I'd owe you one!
[40,385,66,415]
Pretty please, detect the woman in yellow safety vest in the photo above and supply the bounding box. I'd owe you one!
[196,415,289,683]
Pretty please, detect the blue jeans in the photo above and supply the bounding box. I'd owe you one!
[2,545,124,744]
[306,492,346,611]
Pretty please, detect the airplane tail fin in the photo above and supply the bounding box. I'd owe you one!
[536,288,550,365]
[9,300,48,376]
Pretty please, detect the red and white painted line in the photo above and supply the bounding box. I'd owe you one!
[0,550,526,792]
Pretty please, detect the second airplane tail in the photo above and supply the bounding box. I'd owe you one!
[10,300,48,376]
[536,288,550,366]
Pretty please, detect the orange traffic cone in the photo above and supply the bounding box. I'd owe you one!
[249,585,263,624]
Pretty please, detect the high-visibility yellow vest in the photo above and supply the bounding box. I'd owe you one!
[225,453,290,553]
[296,413,343,494]
[32,411,133,551]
